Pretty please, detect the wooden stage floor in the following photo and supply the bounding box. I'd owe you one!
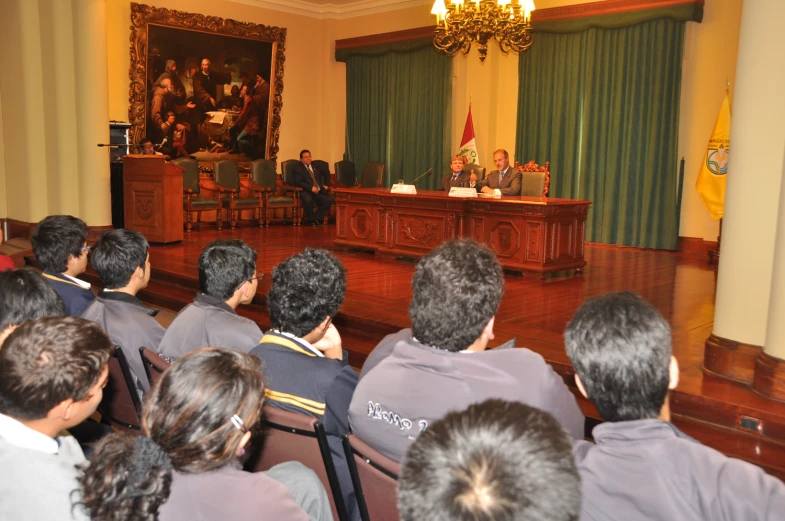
[141,224,785,478]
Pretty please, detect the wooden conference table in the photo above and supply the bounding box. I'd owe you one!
[333,188,591,275]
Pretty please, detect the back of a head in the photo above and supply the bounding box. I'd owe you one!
[90,229,150,289]
[80,348,266,521]
[564,292,672,422]
[0,316,113,421]
[398,399,581,521]
[197,239,256,300]
[30,215,88,273]
[0,269,65,330]
[410,240,504,351]
[267,248,346,338]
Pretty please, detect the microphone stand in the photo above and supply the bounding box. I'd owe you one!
[411,168,433,185]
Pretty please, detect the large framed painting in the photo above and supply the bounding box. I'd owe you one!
[129,3,286,162]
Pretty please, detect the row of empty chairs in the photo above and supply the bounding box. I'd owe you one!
[100,346,401,521]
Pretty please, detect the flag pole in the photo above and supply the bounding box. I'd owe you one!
[708,80,730,266]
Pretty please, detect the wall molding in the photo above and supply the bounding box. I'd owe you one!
[703,333,762,385]
[4,218,112,243]
[231,0,431,20]
[532,0,703,22]
[677,236,718,257]
[753,352,785,403]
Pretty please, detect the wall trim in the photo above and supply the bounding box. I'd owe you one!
[677,236,718,257]
[703,333,762,385]
[4,218,113,243]
[231,0,431,20]
[532,0,703,22]
[336,26,434,51]
[753,352,785,403]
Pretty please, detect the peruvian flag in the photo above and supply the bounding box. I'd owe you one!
[458,105,478,164]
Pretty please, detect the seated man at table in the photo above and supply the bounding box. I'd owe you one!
[477,149,521,195]
[566,292,785,521]
[31,215,95,316]
[293,149,332,225]
[159,239,262,359]
[350,239,584,463]
[439,155,470,191]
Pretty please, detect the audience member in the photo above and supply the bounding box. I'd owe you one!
[82,229,164,395]
[0,317,113,521]
[350,239,584,462]
[0,268,65,345]
[398,399,582,521]
[159,239,262,359]
[477,149,521,195]
[31,215,95,316]
[565,292,785,521]
[250,249,358,521]
[140,138,160,155]
[439,155,470,191]
[0,227,15,271]
[293,150,332,225]
[79,348,333,521]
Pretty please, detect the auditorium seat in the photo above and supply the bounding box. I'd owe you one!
[98,346,142,432]
[343,434,400,521]
[251,159,299,226]
[214,159,266,229]
[175,157,222,232]
[281,159,305,225]
[140,347,170,389]
[462,163,487,180]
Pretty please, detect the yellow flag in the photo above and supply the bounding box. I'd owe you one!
[696,93,731,220]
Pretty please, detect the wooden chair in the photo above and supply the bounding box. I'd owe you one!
[248,405,349,521]
[98,346,142,431]
[515,160,550,197]
[214,159,267,229]
[175,157,222,232]
[280,160,306,225]
[343,434,400,521]
[462,163,487,181]
[360,161,386,188]
[335,160,359,187]
[250,159,299,226]
[139,347,171,389]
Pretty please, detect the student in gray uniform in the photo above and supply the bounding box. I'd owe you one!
[250,249,359,521]
[0,268,65,345]
[82,229,164,395]
[350,239,584,463]
[0,317,113,521]
[565,292,785,521]
[398,399,582,521]
[159,239,262,359]
[80,348,332,521]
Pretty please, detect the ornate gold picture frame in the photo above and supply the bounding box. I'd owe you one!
[129,2,286,161]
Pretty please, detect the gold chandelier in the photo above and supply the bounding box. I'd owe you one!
[431,0,535,62]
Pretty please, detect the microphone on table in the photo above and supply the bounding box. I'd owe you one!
[411,168,433,185]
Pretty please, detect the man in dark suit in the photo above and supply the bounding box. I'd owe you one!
[293,149,333,225]
[478,149,522,196]
[440,155,470,192]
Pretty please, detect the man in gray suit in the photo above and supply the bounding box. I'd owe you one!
[478,149,522,195]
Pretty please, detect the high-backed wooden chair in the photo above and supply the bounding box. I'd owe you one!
[515,160,550,197]
[335,160,359,187]
[248,406,349,521]
[98,346,142,432]
[251,159,299,226]
[462,163,487,181]
[360,161,386,188]
[175,157,222,232]
[214,159,266,229]
[139,347,171,389]
[343,434,400,521]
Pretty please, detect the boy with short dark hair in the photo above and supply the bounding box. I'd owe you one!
[0,317,113,521]
[159,239,262,359]
[0,268,65,345]
[82,229,164,394]
[565,292,785,521]
[31,215,94,316]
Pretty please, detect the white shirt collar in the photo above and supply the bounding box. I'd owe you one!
[61,273,91,289]
[272,330,324,357]
[0,413,59,454]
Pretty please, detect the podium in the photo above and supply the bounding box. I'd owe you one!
[122,155,184,243]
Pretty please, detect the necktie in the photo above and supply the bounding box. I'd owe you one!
[308,165,319,189]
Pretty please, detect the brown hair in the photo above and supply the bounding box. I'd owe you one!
[0,317,112,420]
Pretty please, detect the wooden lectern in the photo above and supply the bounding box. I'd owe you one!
[122,155,183,243]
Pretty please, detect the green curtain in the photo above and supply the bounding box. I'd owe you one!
[345,46,452,190]
[516,19,684,250]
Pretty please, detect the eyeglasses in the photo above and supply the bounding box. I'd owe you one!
[249,273,264,282]
[81,246,92,252]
